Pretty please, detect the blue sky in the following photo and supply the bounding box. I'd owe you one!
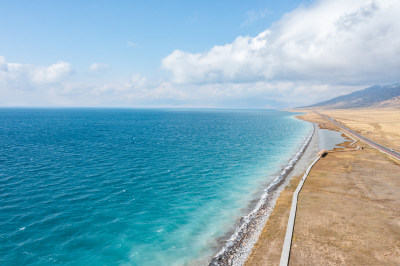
[0,0,305,76]
[0,0,399,108]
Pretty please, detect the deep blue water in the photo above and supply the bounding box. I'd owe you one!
[0,108,311,265]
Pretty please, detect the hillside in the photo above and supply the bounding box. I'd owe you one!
[307,84,400,108]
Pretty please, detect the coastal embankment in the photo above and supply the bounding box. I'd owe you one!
[246,109,400,265]
[244,114,344,265]
[210,115,325,265]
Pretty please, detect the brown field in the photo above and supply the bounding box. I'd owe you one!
[319,108,400,152]
[245,109,400,265]
[290,141,400,265]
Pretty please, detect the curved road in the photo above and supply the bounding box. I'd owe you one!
[315,111,400,161]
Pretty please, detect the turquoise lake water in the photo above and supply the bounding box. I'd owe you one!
[0,109,311,265]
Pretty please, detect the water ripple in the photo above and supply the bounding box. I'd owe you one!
[0,108,311,265]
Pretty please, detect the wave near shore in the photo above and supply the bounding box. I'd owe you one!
[210,122,316,266]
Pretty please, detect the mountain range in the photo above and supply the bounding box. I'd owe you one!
[306,84,400,109]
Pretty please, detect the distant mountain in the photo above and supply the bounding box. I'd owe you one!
[307,84,400,108]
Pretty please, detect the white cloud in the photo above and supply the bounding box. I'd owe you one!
[31,61,71,83]
[127,73,148,89]
[89,62,110,73]
[0,56,363,107]
[0,57,72,88]
[2,0,400,108]
[162,0,400,87]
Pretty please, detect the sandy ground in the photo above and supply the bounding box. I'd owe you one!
[245,109,400,265]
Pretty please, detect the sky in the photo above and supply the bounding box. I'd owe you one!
[0,0,399,108]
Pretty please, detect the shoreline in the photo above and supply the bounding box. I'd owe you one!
[210,117,320,265]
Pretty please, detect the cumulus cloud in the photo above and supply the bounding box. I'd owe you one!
[89,62,110,73]
[31,61,71,83]
[0,57,72,87]
[3,0,400,108]
[0,57,75,106]
[0,56,363,107]
[162,0,400,86]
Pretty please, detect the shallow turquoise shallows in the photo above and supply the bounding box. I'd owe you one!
[0,109,311,265]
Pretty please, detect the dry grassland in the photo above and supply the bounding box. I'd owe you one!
[290,144,400,265]
[320,108,400,152]
[245,109,400,265]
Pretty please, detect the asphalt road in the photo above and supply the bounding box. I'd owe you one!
[315,111,400,161]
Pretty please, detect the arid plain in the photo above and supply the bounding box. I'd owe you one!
[246,108,400,265]
[321,108,400,151]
